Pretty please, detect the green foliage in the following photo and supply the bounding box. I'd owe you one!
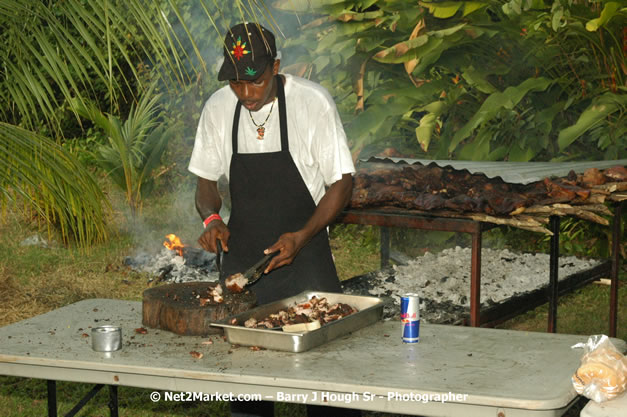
[484,211,622,259]
[329,223,381,279]
[557,92,627,152]
[449,77,554,155]
[0,0,281,247]
[541,217,617,259]
[330,223,380,252]
[278,0,626,161]
[0,0,281,134]
[391,229,460,258]
[1,0,189,134]
[73,86,177,214]
[0,378,231,417]
[2,0,623,251]
[0,123,109,248]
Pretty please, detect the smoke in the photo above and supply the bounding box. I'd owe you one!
[114,174,232,257]
[117,3,309,256]
[112,184,195,255]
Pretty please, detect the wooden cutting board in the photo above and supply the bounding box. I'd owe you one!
[142,282,256,336]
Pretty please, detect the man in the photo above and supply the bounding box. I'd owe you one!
[189,22,354,304]
[189,23,359,417]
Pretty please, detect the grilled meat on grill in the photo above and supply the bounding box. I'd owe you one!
[349,163,624,215]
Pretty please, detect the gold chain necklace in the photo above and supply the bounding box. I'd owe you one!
[248,99,276,140]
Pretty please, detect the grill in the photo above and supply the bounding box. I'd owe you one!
[338,158,625,335]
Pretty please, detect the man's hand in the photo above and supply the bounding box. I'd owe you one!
[262,173,353,274]
[197,220,230,254]
[263,231,307,273]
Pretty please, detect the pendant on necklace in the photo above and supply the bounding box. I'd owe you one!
[256,126,265,140]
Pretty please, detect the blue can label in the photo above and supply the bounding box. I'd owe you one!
[402,319,420,343]
[401,294,420,343]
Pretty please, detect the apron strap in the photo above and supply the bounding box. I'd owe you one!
[231,75,288,155]
[232,100,243,154]
[276,75,289,153]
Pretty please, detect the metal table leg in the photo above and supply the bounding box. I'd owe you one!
[65,384,105,416]
[336,211,493,328]
[610,201,623,337]
[45,380,119,417]
[47,380,57,417]
[470,230,482,327]
[109,385,119,417]
[548,216,560,333]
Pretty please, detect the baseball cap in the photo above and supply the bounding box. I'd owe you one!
[217,23,277,81]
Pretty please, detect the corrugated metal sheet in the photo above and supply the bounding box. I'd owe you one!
[359,157,627,185]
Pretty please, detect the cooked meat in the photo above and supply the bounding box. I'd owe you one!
[225,273,248,294]
[243,296,357,329]
[349,163,622,214]
[582,168,606,186]
[196,283,226,306]
[189,351,203,359]
[209,284,224,303]
[604,166,627,181]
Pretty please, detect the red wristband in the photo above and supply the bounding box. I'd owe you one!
[203,214,222,228]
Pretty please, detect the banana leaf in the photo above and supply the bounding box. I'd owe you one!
[558,92,627,151]
[449,77,553,153]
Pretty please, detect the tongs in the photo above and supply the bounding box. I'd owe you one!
[216,240,223,280]
[243,252,276,287]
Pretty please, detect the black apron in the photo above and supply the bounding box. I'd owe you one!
[222,75,341,305]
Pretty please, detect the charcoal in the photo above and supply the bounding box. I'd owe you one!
[124,247,219,283]
[341,247,601,324]
[182,247,216,268]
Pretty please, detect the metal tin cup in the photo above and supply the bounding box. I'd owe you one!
[91,326,122,352]
[401,294,420,343]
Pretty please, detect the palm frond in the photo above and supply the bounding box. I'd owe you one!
[0,0,278,248]
[0,123,109,248]
[0,0,209,133]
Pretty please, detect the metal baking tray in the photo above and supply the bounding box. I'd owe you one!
[211,291,384,353]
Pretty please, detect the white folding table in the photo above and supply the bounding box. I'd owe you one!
[1,299,623,416]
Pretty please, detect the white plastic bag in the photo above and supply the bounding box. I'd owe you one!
[571,335,627,403]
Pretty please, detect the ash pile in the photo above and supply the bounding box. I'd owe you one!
[124,238,603,324]
[341,247,602,324]
[124,246,219,283]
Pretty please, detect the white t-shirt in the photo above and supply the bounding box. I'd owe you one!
[188,74,355,204]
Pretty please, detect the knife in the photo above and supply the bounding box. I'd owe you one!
[215,240,223,280]
[242,252,276,287]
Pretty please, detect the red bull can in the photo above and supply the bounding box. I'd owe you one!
[401,293,420,343]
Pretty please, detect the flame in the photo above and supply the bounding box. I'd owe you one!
[164,234,185,256]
